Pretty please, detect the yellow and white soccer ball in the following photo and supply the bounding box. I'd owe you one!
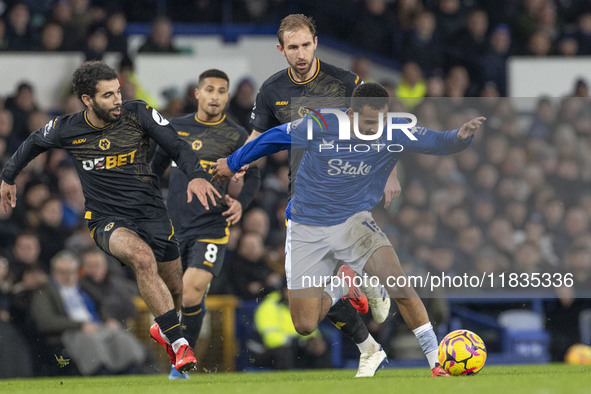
[438,329,487,376]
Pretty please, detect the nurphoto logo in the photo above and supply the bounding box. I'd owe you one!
[303,109,419,153]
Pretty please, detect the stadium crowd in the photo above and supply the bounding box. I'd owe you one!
[1,0,591,377]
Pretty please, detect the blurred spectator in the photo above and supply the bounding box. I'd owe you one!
[395,0,423,32]
[529,97,556,140]
[105,12,127,53]
[61,93,85,115]
[482,24,512,96]
[9,263,48,376]
[444,65,470,97]
[230,232,281,300]
[571,78,589,97]
[451,9,489,87]
[513,0,544,52]
[159,86,184,119]
[84,26,109,61]
[260,165,289,229]
[79,248,138,326]
[0,254,33,378]
[0,256,12,319]
[487,217,516,258]
[425,73,445,97]
[49,0,80,50]
[554,207,589,257]
[138,16,180,53]
[518,213,559,266]
[0,201,18,254]
[536,0,560,41]
[557,33,579,56]
[351,56,373,82]
[228,78,256,131]
[118,55,158,107]
[12,180,50,229]
[349,0,394,58]
[425,245,454,274]
[253,286,329,369]
[182,82,199,113]
[166,0,223,23]
[403,11,442,75]
[527,30,553,56]
[0,18,8,50]
[454,226,483,272]
[37,21,65,52]
[574,13,591,55]
[30,251,146,375]
[9,231,43,280]
[5,82,38,151]
[513,240,550,275]
[565,246,591,290]
[396,62,425,110]
[5,2,34,51]
[242,207,271,241]
[434,0,466,46]
[37,196,68,265]
[0,108,13,148]
[470,247,507,279]
[69,0,98,40]
[58,169,85,229]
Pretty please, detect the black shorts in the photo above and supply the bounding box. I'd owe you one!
[179,238,227,276]
[90,216,180,262]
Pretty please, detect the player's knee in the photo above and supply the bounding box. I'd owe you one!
[292,319,317,336]
[182,285,205,305]
[129,248,156,273]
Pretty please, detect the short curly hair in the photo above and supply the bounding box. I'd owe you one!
[72,61,118,101]
[351,82,390,112]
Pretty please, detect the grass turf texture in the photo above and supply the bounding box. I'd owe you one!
[1,365,590,394]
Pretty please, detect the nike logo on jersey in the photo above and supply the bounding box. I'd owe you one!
[327,159,372,176]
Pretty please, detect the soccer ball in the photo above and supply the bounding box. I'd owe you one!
[438,329,487,376]
[564,344,591,365]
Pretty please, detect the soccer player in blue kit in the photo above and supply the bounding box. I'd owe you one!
[249,14,394,377]
[212,83,485,377]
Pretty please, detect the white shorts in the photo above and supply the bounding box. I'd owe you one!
[285,211,392,290]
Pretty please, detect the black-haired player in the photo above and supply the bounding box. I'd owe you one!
[151,69,261,379]
[247,14,393,377]
[0,61,220,374]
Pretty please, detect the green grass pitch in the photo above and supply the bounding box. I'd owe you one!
[1,365,590,394]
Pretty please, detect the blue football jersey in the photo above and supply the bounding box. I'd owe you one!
[227,110,472,226]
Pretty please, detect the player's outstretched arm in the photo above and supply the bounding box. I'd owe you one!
[457,117,486,140]
[0,181,16,213]
[212,123,292,181]
[186,178,221,211]
[401,116,486,155]
[246,129,262,144]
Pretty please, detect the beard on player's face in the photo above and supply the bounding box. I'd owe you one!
[91,99,120,123]
[288,53,314,76]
